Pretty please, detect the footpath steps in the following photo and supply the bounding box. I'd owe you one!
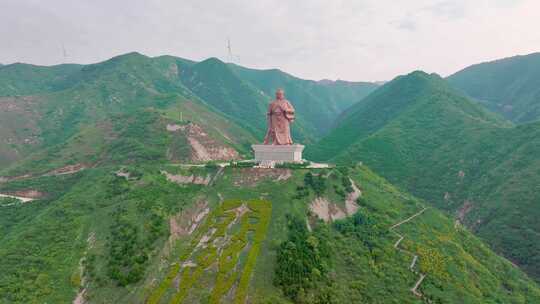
[389,207,428,299]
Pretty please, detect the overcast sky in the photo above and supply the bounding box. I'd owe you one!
[1,0,539,81]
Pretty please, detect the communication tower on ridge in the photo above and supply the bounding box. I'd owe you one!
[227,38,233,62]
[62,43,68,60]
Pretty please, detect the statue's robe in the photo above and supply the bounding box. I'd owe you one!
[264,99,295,145]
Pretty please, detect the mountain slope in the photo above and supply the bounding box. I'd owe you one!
[177,57,336,142]
[308,71,540,281]
[1,164,538,303]
[229,64,378,136]
[307,71,508,161]
[447,52,540,123]
[0,53,256,175]
[0,53,374,172]
[0,62,83,96]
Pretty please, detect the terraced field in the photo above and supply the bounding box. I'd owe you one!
[147,199,272,304]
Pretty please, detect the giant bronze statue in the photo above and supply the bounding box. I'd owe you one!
[263,89,295,145]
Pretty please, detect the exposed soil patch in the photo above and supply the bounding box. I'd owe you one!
[162,171,212,185]
[166,123,183,132]
[10,189,45,199]
[0,164,86,186]
[345,179,362,215]
[311,180,362,222]
[44,163,87,176]
[167,122,239,162]
[0,174,32,183]
[73,286,86,304]
[0,192,40,203]
[456,200,473,224]
[231,168,291,187]
[310,197,344,222]
[114,169,130,179]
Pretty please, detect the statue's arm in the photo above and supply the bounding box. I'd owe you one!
[284,101,295,122]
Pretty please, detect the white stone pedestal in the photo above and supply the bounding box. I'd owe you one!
[252,144,304,167]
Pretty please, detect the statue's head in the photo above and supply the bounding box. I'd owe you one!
[276,88,285,100]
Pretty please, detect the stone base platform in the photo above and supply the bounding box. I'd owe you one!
[252,144,304,167]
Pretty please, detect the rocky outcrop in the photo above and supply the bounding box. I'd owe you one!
[310,180,362,222]
[167,122,239,162]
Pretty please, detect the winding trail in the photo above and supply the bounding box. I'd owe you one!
[389,207,428,299]
[390,207,427,230]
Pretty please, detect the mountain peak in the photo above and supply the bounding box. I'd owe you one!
[104,52,150,65]
[113,51,147,59]
[200,57,225,65]
[447,51,540,123]
[401,70,442,82]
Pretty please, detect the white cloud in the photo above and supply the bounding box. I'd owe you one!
[0,0,539,81]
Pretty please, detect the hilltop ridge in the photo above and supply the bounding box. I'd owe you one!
[308,70,540,281]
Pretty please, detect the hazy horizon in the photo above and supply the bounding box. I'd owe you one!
[2,0,540,82]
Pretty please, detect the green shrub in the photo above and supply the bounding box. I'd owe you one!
[274,215,332,301]
[304,172,327,196]
[230,161,256,168]
[275,161,310,169]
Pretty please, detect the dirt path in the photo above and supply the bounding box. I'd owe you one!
[345,178,361,215]
[389,207,428,299]
[208,167,224,186]
[0,193,35,205]
[411,274,426,297]
[0,163,88,185]
[72,232,95,304]
[390,207,427,230]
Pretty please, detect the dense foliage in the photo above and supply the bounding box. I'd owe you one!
[2,52,540,303]
[275,216,333,303]
[106,203,166,286]
[308,71,540,281]
[303,172,327,197]
[1,166,539,303]
[447,52,540,123]
[229,63,378,137]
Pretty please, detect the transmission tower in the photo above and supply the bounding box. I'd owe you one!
[61,43,68,60]
[227,38,233,62]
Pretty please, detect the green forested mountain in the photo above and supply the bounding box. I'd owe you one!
[447,52,540,123]
[306,71,509,161]
[2,164,538,303]
[0,53,257,176]
[308,71,540,281]
[229,64,378,136]
[0,62,83,96]
[0,53,376,174]
[2,53,540,303]
[175,57,271,137]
